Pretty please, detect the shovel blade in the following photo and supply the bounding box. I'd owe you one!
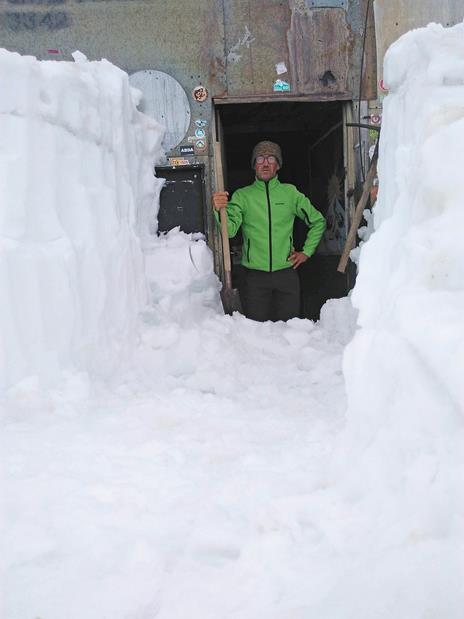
[220,286,242,315]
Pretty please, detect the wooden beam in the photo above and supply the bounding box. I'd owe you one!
[213,93,352,105]
[337,141,379,273]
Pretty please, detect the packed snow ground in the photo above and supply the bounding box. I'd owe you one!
[2,227,354,619]
[1,21,464,619]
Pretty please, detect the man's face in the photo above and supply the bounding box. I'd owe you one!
[254,154,280,181]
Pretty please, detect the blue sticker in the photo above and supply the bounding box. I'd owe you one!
[195,128,206,139]
[273,79,291,92]
[195,119,208,128]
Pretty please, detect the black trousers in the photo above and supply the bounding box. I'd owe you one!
[245,267,300,322]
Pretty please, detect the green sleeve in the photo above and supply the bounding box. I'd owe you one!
[213,190,243,238]
[295,189,326,257]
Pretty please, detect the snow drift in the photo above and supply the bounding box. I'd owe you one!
[0,49,164,389]
[327,22,464,617]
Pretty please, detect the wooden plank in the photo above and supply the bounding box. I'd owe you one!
[343,102,356,228]
[213,93,352,104]
[209,108,224,277]
[337,141,378,273]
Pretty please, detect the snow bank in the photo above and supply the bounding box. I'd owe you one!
[142,228,222,327]
[329,22,464,617]
[0,49,164,389]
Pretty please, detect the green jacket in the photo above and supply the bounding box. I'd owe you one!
[215,176,326,272]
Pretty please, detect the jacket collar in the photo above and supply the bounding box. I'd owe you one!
[253,175,280,190]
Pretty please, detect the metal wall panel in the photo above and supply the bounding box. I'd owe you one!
[287,7,350,95]
[0,0,380,183]
[0,0,227,138]
[221,0,376,100]
[374,0,464,85]
[0,0,377,103]
[222,0,292,97]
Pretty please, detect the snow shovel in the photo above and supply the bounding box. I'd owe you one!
[214,141,242,315]
[219,205,242,315]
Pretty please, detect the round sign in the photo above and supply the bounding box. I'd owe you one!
[192,85,208,103]
[129,70,191,151]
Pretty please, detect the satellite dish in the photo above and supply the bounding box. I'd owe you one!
[129,70,191,151]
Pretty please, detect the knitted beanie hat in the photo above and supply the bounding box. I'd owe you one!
[251,140,283,168]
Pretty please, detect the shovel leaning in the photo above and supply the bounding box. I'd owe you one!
[219,205,242,315]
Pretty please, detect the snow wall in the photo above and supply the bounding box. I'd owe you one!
[332,22,464,616]
[0,50,164,389]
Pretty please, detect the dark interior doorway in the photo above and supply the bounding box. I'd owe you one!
[217,100,353,321]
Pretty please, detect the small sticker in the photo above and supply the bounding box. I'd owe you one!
[168,157,190,166]
[195,139,206,151]
[187,136,197,143]
[275,61,287,75]
[370,114,382,125]
[273,79,291,92]
[180,145,195,155]
[195,119,208,128]
[195,128,206,139]
[192,85,208,102]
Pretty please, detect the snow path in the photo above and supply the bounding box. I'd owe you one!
[1,309,350,619]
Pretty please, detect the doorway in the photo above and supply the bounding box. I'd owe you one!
[214,100,354,321]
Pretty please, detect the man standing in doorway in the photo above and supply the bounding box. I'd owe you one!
[213,140,326,322]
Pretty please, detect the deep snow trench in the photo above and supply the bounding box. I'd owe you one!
[1,21,464,619]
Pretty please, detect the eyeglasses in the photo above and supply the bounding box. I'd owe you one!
[255,155,277,164]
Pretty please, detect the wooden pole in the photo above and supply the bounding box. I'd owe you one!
[337,141,379,273]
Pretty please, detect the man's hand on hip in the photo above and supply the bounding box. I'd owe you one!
[212,191,229,211]
[289,251,309,269]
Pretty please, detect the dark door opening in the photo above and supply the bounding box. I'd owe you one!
[216,100,353,321]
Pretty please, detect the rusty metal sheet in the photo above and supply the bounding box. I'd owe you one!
[223,0,292,96]
[222,0,376,100]
[288,7,350,95]
[0,0,377,102]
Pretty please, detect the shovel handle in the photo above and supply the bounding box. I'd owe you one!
[219,206,233,289]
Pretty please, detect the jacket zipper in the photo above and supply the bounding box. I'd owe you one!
[247,239,250,262]
[265,181,272,271]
